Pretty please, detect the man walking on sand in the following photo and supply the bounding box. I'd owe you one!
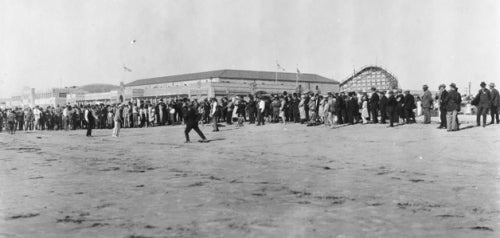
[210,97,219,132]
[85,105,97,137]
[183,99,208,143]
[112,104,123,137]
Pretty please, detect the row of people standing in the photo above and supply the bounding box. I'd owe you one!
[0,105,79,132]
[202,88,420,131]
[0,98,188,133]
[2,82,498,135]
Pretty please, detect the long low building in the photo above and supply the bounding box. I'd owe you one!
[124,69,339,100]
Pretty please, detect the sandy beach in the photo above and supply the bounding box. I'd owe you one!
[1,116,499,238]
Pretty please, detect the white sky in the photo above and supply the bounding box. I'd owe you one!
[1,0,499,97]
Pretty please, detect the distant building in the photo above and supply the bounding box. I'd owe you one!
[22,87,36,107]
[340,66,398,92]
[124,69,339,100]
[34,88,77,107]
[8,96,23,108]
[66,84,121,105]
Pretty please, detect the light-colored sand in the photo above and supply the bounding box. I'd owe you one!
[0,116,499,238]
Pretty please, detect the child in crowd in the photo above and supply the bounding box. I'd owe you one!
[236,99,245,128]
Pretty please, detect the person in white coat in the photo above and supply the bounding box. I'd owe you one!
[257,97,266,126]
[210,98,219,132]
[298,95,306,123]
[361,94,369,124]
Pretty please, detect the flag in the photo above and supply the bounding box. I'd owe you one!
[123,65,132,72]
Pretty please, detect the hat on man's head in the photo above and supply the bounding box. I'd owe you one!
[450,83,457,89]
[489,83,495,87]
[423,84,428,88]
[438,84,446,89]
[480,82,487,87]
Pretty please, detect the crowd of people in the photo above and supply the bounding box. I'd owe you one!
[0,82,498,137]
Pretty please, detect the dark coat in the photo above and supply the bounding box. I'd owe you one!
[335,95,345,112]
[387,95,397,112]
[404,94,416,110]
[444,90,460,112]
[246,99,256,112]
[473,89,491,107]
[439,90,449,109]
[348,97,358,113]
[396,94,404,107]
[183,105,199,125]
[379,95,388,111]
[491,88,500,107]
[370,93,380,110]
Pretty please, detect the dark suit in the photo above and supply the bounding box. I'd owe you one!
[346,97,357,124]
[404,93,416,123]
[439,90,449,128]
[86,110,95,136]
[293,97,300,122]
[370,93,379,123]
[246,99,256,123]
[387,95,397,127]
[474,89,491,126]
[335,96,345,124]
[379,94,388,123]
[183,105,206,142]
[490,88,500,124]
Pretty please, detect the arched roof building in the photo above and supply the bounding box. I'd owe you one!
[340,66,398,92]
[124,69,339,99]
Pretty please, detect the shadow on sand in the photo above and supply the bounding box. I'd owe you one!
[458,125,476,131]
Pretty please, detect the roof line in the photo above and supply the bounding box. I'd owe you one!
[125,69,339,86]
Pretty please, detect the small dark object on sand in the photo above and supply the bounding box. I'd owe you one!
[470,226,493,231]
[8,213,40,220]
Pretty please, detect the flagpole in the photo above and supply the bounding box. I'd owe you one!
[295,65,299,88]
[275,70,277,85]
[275,62,278,86]
[296,72,298,88]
